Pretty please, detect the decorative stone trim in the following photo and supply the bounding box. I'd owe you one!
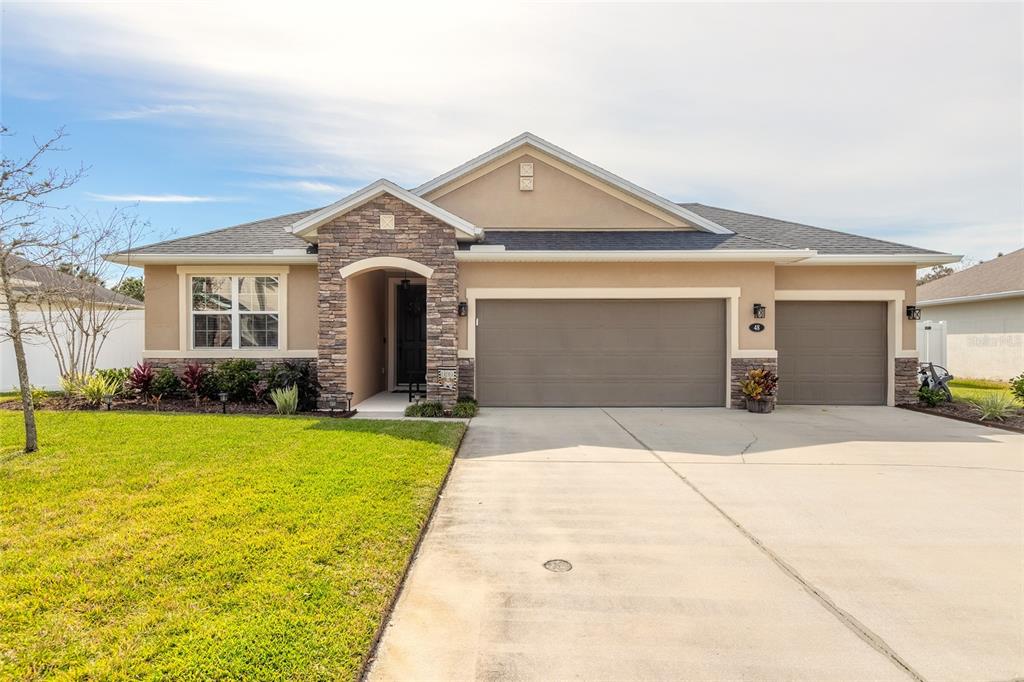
[730,357,778,409]
[894,356,919,405]
[146,357,318,378]
[457,358,475,400]
[316,194,460,409]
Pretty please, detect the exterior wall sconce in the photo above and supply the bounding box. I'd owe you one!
[753,303,767,319]
[218,391,229,413]
[906,305,922,320]
[457,302,468,317]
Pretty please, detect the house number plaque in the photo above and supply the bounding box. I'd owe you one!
[749,323,765,332]
[437,368,458,390]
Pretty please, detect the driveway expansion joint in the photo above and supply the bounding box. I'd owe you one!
[599,408,929,682]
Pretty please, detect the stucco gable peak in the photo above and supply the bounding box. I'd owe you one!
[289,179,482,240]
[412,132,732,235]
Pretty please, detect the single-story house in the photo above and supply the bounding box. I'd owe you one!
[917,248,1023,381]
[107,133,958,409]
[1,255,145,389]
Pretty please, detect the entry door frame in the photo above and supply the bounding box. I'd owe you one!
[775,289,913,407]
[462,287,768,408]
[387,276,427,391]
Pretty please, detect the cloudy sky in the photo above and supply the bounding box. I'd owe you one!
[2,2,1021,261]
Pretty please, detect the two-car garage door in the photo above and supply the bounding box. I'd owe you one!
[476,299,725,407]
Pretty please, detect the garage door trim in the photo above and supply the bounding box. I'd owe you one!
[463,287,763,408]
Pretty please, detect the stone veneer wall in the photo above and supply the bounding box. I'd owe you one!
[146,358,318,379]
[317,194,460,409]
[457,358,475,400]
[730,357,778,409]
[894,356,919,405]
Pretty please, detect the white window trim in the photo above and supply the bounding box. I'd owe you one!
[176,266,289,353]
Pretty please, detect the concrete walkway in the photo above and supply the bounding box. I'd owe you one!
[368,407,1024,682]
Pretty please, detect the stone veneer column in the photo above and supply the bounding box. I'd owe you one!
[316,194,460,409]
[457,358,475,400]
[894,356,919,405]
[730,357,778,409]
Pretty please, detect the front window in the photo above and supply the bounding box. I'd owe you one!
[191,275,280,349]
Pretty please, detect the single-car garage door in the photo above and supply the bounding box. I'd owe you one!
[776,301,887,405]
[475,299,725,407]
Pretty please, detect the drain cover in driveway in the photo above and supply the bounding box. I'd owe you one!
[543,559,572,572]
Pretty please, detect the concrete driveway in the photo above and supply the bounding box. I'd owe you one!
[368,407,1024,682]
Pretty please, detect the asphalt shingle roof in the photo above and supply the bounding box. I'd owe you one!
[118,201,942,257]
[5,255,143,308]
[918,248,1024,301]
[114,208,321,256]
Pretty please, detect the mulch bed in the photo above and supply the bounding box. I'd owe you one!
[3,396,280,415]
[899,401,1024,433]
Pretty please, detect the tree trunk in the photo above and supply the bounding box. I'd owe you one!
[0,266,38,452]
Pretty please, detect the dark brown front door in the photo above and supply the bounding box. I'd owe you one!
[397,283,427,385]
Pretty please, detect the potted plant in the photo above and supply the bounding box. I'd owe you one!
[740,366,778,413]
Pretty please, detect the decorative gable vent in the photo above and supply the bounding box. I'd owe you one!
[519,161,534,191]
[379,213,395,230]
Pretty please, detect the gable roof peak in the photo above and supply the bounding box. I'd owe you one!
[288,178,482,240]
[412,133,732,235]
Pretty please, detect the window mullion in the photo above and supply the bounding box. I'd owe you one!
[232,276,240,350]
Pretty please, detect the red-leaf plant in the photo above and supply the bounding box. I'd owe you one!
[127,361,156,399]
[182,362,207,406]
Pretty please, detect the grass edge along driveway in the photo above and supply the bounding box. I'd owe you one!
[0,411,464,680]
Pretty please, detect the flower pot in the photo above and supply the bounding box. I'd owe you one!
[745,398,774,413]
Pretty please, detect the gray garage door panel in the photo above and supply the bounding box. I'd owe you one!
[476,299,725,407]
[776,301,887,405]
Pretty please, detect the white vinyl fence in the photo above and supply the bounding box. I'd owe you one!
[0,310,145,390]
[916,319,947,368]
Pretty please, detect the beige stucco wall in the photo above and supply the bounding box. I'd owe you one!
[287,265,318,351]
[143,263,319,352]
[430,153,683,229]
[144,265,179,350]
[345,270,387,402]
[919,297,1024,380]
[775,265,918,351]
[457,261,776,350]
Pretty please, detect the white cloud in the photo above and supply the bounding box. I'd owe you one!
[244,180,358,196]
[6,2,1023,259]
[86,193,235,203]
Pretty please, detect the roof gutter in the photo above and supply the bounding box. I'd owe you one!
[918,289,1024,307]
[454,249,816,263]
[105,253,319,266]
[782,253,962,267]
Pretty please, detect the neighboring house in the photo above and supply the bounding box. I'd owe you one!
[0,255,145,390]
[917,249,1024,381]
[107,133,957,409]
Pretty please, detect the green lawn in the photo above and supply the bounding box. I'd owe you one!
[948,378,1018,404]
[0,411,465,680]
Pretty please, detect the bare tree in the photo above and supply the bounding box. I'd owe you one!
[36,208,147,380]
[0,126,85,452]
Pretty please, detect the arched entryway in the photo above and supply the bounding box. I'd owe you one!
[339,257,433,409]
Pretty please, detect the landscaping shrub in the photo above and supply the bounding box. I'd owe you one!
[969,393,1018,421]
[451,399,478,418]
[1011,372,1024,404]
[181,362,208,405]
[210,359,260,401]
[59,373,86,397]
[740,366,778,402]
[405,401,444,418]
[128,362,156,398]
[917,386,946,407]
[151,368,183,399]
[94,368,131,396]
[270,385,299,415]
[81,374,120,407]
[266,360,320,411]
[29,385,48,408]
